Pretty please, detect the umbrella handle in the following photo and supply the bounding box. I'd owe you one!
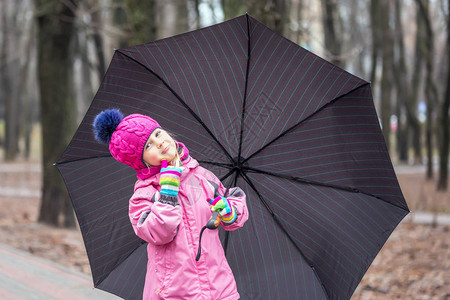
[206,211,221,229]
[196,211,220,261]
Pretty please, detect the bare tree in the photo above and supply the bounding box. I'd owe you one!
[346,0,370,79]
[286,0,304,45]
[1,0,35,160]
[87,0,107,79]
[416,0,439,179]
[437,0,449,190]
[393,0,409,162]
[369,0,382,87]
[1,1,20,161]
[72,5,94,121]
[20,24,38,160]
[379,0,394,151]
[246,0,287,34]
[321,0,343,67]
[189,0,201,29]
[112,0,130,48]
[221,0,246,20]
[409,2,426,165]
[126,0,157,44]
[156,0,189,39]
[36,0,79,227]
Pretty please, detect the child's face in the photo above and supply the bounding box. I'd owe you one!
[142,129,177,166]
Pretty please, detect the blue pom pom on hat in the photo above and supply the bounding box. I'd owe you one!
[93,108,124,144]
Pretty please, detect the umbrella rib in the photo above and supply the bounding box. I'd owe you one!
[117,50,235,164]
[237,13,252,161]
[240,171,329,298]
[197,160,234,169]
[241,82,370,165]
[245,166,409,212]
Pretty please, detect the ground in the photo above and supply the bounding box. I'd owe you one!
[0,161,449,299]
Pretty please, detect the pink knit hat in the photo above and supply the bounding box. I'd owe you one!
[93,109,160,175]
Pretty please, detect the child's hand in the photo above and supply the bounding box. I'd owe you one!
[207,196,236,224]
[159,160,182,198]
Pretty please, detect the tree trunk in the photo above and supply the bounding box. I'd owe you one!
[393,0,409,163]
[348,0,367,78]
[126,0,157,44]
[20,23,36,160]
[246,0,287,34]
[1,0,37,161]
[112,0,129,48]
[416,0,439,179]
[437,0,450,190]
[369,0,382,87]
[87,0,106,79]
[73,22,94,122]
[286,0,303,45]
[156,0,189,39]
[321,0,343,67]
[191,0,200,29]
[221,0,246,20]
[409,3,425,165]
[1,1,23,161]
[37,0,78,228]
[379,0,394,151]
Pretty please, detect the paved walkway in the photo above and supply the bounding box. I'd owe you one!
[0,243,120,300]
[403,211,450,225]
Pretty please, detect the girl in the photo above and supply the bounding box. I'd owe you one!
[93,109,248,300]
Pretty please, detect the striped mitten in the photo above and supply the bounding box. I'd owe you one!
[158,160,182,206]
[207,196,237,224]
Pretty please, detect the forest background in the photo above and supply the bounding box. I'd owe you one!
[1,0,449,227]
[0,0,449,299]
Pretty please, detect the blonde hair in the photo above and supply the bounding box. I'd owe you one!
[143,131,181,168]
[171,151,181,168]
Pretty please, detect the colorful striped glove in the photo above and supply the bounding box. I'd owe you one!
[158,160,182,206]
[207,196,237,224]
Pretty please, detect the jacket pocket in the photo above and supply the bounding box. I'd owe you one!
[182,174,206,206]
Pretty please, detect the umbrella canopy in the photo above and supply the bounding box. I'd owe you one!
[57,14,409,300]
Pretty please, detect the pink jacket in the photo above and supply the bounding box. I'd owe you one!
[129,154,248,299]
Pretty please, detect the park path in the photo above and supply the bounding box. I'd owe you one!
[0,243,119,300]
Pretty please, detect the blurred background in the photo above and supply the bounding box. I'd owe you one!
[0,0,449,299]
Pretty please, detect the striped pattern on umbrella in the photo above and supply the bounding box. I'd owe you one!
[57,14,408,300]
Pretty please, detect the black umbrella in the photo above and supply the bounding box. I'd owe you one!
[57,14,409,299]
